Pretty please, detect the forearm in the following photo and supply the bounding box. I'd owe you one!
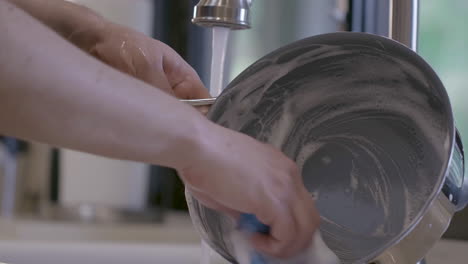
[0,1,209,169]
[7,0,105,49]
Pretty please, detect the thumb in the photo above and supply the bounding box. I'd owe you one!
[161,46,211,99]
[172,71,211,99]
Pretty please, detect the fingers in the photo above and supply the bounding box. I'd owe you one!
[161,46,211,99]
[251,197,318,258]
[89,40,175,96]
[251,204,298,258]
[122,42,175,95]
[142,69,174,96]
[279,166,319,257]
[89,42,135,76]
[250,186,297,258]
[287,190,320,256]
[194,105,210,116]
[85,26,208,99]
[250,165,319,258]
[172,68,211,99]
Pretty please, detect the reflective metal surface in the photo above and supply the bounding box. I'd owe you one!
[371,192,454,263]
[186,32,465,264]
[389,0,419,50]
[443,130,467,212]
[192,0,253,29]
[181,98,217,106]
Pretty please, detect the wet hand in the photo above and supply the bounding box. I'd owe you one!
[71,22,210,100]
[179,123,320,258]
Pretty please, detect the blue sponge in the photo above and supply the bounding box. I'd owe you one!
[238,213,270,234]
[237,214,271,264]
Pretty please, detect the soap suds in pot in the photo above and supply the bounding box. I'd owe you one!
[188,34,453,264]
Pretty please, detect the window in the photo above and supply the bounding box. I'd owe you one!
[419,1,468,160]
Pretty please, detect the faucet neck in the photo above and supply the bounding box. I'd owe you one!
[192,0,253,30]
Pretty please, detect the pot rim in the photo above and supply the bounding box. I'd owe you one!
[204,32,456,263]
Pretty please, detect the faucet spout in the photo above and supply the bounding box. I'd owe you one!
[192,0,253,30]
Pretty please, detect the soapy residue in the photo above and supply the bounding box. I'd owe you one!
[208,39,449,263]
[210,27,231,97]
[189,35,452,264]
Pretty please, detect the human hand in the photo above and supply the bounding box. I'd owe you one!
[70,22,210,100]
[178,123,320,258]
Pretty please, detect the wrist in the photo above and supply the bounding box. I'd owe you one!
[162,112,216,171]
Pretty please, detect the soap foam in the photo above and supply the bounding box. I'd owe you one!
[206,40,451,263]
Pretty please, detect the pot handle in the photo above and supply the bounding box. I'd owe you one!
[180,98,217,106]
[180,98,217,115]
[455,129,468,211]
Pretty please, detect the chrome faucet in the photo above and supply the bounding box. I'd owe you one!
[192,0,253,29]
[390,0,419,51]
[187,0,419,105]
[192,0,419,50]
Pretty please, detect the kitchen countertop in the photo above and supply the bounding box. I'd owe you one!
[0,212,467,263]
[0,211,200,244]
[425,239,468,263]
[0,239,467,264]
[0,241,203,264]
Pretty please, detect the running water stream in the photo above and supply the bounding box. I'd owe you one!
[204,27,341,264]
[209,27,231,97]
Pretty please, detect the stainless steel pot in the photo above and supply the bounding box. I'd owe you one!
[184,32,467,264]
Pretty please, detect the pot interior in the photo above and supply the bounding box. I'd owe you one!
[188,32,454,264]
